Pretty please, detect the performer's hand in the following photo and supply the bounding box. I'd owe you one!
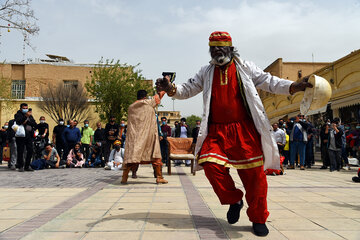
[289,76,313,94]
[155,76,173,93]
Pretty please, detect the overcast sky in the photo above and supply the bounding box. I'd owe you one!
[1,0,359,117]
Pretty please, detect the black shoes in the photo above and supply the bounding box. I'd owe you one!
[18,167,24,172]
[253,223,269,236]
[227,200,243,224]
[352,177,360,183]
[226,201,269,236]
[25,166,34,171]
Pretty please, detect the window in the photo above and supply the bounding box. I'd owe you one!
[11,80,26,99]
[63,80,79,89]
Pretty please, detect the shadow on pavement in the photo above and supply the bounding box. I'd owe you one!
[86,212,251,238]
[328,201,360,210]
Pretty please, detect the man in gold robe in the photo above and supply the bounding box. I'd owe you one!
[122,89,168,184]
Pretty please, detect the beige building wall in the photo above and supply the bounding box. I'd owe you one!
[157,111,181,127]
[0,62,150,139]
[0,100,100,141]
[261,50,360,123]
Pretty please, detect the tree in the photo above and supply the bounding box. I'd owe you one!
[0,74,11,99]
[185,115,202,130]
[39,82,90,123]
[0,0,39,48]
[0,72,15,112]
[85,59,153,122]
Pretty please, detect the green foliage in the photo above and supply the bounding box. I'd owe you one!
[185,114,202,130]
[0,74,15,111]
[0,75,12,99]
[85,59,153,122]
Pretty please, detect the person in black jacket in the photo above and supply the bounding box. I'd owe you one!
[175,118,190,138]
[192,120,201,144]
[104,116,119,162]
[52,118,66,160]
[326,118,343,172]
[320,123,330,169]
[14,103,37,172]
[94,122,106,162]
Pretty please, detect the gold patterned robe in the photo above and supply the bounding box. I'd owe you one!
[123,96,161,164]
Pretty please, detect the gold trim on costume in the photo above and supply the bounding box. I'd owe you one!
[209,41,232,47]
[210,33,231,37]
[198,157,263,169]
[199,153,263,163]
[217,60,233,86]
[167,83,177,97]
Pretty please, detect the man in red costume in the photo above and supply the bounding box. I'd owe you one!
[156,31,312,236]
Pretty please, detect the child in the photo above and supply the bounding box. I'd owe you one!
[66,143,84,168]
[85,144,102,167]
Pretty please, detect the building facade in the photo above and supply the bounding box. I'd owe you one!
[260,58,329,123]
[157,111,181,127]
[261,50,360,126]
[0,56,153,139]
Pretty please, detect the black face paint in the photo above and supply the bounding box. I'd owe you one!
[209,46,232,66]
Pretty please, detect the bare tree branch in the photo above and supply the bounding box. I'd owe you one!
[40,82,90,123]
[0,0,39,49]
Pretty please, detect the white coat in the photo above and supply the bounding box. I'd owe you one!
[173,57,293,171]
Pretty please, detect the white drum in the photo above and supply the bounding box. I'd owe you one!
[300,74,332,115]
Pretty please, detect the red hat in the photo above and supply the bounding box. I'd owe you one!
[209,31,232,47]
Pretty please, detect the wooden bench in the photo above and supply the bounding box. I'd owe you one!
[166,137,196,176]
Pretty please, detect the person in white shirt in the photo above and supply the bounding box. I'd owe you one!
[272,123,286,155]
[105,140,123,171]
[175,118,191,166]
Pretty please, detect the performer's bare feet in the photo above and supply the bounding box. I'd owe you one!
[252,223,269,236]
[227,200,243,224]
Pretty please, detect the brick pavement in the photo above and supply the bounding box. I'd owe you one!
[0,163,359,240]
[0,165,121,188]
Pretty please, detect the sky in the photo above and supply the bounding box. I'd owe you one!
[1,0,359,117]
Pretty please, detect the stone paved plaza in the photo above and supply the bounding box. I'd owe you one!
[0,163,359,240]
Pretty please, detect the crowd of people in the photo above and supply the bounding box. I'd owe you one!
[0,102,203,173]
[159,117,201,167]
[272,115,360,172]
[0,103,129,172]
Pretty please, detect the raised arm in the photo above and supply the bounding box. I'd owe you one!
[155,67,206,100]
[243,60,312,95]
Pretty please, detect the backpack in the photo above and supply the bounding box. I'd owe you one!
[30,159,46,170]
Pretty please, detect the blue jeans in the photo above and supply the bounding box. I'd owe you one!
[290,141,306,166]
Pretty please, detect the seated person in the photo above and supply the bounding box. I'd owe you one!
[66,143,85,168]
[105,140,123,170]
[85,144,102,167]
[42,144,64,169]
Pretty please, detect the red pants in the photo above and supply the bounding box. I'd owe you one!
[203,162,269,223]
